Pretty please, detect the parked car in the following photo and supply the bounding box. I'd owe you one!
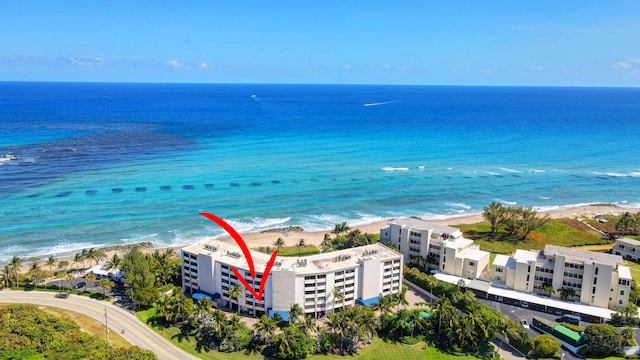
[73,282,86,289]
[521,301,529,308]
[55,292,70,299]
[520,319,530,329]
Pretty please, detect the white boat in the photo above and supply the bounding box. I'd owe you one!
[0,152,21,162]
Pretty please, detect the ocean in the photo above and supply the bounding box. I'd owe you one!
[1,82,639,263]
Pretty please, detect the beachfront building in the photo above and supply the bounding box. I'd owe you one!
[491,244,631,309]
[614,237,640,262]
[181,241,403,318]
[379,217,490,279]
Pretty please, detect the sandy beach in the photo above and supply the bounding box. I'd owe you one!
[11,203,634,275]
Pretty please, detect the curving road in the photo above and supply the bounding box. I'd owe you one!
[0,289,198,360]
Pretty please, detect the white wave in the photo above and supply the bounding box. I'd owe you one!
[225,217,292,234]
[446,202,472,210]
[0,241,107,264]
[538,196,551,200]
[418,166,425,169]
[494,198,517,205]
[528,169,546,173]
[381,167,409,171]
[498,167,522,173]
[594,171,640,177]
[363,100,398,107]
[419,211,482,221]
[485,171,500,176]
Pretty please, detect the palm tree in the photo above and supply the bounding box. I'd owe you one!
[483,201,505,237]
[616,212,638,236]
[229,283,242,313]
[85,271,97,288]
[297,238,306,256]
[333,287,345,314]
[45,256,56,280]
[65,273,74,290]
[273,237,286,253]
[55,271,66,291]
[332,221,351,235]
[298,313,317,336]
[8,256,23,288]
[558,287,577,301]
[1,265,11,288]
[73,253,83,272]
[81,249,89,269]
[85,248,105,267]
[253,314,277,345]
[539,282,555,297]
[320,233,332,252]
[105,253,122,271]
[58,260,69,274]
[195,297,212,324]
[288,302,303,323]
[395,286,409,311]
[98,278,113,295]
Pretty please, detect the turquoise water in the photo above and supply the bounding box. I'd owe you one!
[1,83,639,262]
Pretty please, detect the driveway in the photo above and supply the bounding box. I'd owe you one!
[0,289,197,360]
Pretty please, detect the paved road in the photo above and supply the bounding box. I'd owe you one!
[0,289,198,360]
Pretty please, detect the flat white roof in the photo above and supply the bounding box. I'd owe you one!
[492,254,510,267]
[459,247,490,261]
[389,217,463,238]
[433,271,615,320]
[618,265,632,280]
[617,237,640,247]
[544,244,623,266]
[183,240,401,274]
[513,249,539,263]
[445,237,474,250]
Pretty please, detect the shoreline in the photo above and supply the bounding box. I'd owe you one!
[7,203,635,274]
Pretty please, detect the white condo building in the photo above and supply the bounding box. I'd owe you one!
[181,241,403,318]
[380,217,490,279]
[492,244,632,309]
[614,237,640,263]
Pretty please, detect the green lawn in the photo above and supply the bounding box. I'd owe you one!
[138,308,481,360]
[457,219,610,255]
[624,260,640,284]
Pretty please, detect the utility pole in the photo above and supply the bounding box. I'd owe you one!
[105,307,109,343]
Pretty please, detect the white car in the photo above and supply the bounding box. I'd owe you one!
[520,319,530,329]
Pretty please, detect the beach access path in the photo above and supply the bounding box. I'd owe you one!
[0,289,198,360]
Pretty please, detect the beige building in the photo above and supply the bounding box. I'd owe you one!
[614,237,640,262]
[492,244,631,309]
[181,241,403,318]
[379,217,490,279]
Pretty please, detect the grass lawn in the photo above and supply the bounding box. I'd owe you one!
[624,260,640,284]
[457,219,611,255]
[137,308,262,360]
[138,308,480,360]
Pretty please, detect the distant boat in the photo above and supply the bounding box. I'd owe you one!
[0,152,20,161]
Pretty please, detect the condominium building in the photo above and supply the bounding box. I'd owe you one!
[379,217,490,279]
[614,237,640,262]
[181,241,403,318]
[491,244,632,309]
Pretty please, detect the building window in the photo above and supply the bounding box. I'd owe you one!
[469,261,475,267]
[495,268,503,273]
[495,276,502,281]
[595,267,599,275]
[621,290,625,295]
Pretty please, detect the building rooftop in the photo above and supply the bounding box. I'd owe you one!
[388,217,463,238]
[513,249,539,264]
[183,240,401,274]
[617,237,640,247]
[544,245,623,266]
[458,246,490,261]
[618,265,632,280]
[492,254,510,268]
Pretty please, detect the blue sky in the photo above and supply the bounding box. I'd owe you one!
[1,1,639,86]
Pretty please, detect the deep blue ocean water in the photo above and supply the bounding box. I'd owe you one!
[1,82,639,262]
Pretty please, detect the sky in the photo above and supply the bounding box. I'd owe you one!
[1,1,639,86]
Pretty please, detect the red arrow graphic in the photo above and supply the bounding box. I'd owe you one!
[199,212,277,302]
